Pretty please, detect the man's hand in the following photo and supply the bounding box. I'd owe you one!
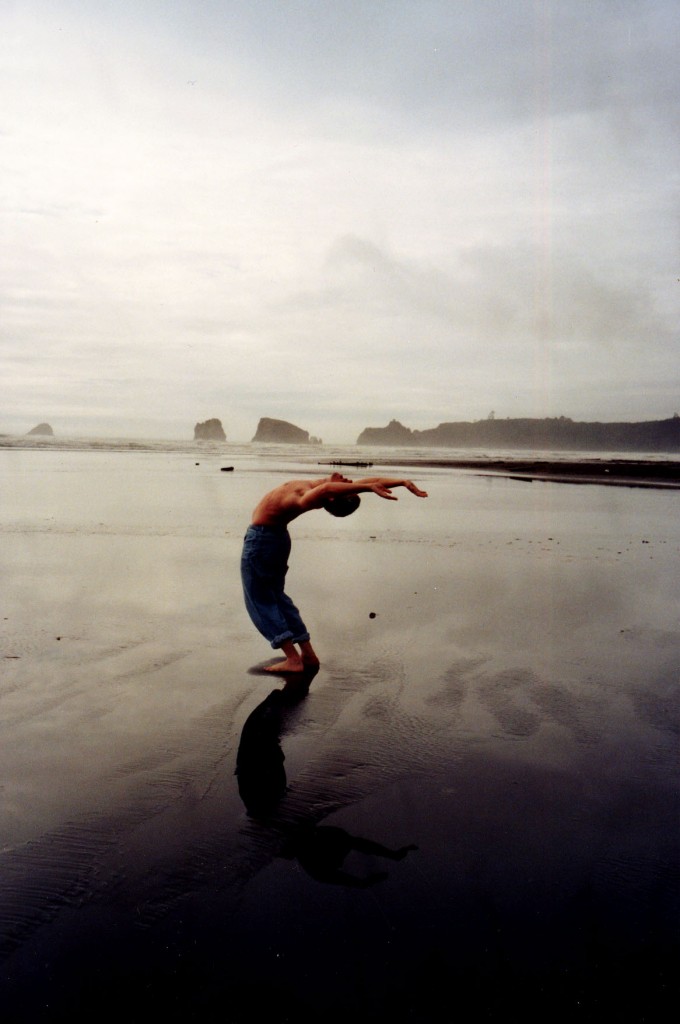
[368,479,428,500]
[370,482,399,500]
[403,480,428,498]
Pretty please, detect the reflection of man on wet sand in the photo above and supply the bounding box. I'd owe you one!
[235,679,418,886]
[241,473,428,672]
[281,824,418,888]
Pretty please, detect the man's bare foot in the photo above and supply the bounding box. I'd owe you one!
[265,656,306,673]
[299,641,319,667]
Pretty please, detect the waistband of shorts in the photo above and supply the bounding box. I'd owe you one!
[245,523,289,533]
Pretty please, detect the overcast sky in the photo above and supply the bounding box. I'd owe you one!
[2,0,678,442]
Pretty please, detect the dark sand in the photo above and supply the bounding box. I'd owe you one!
[1,451,679,1021]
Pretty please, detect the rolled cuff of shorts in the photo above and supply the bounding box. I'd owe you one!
[271,630,311,649]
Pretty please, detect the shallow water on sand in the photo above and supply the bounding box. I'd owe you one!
[1,450,678,1020]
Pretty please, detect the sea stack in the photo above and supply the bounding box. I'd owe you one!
[251,417,312,444]
[194,418,226,441]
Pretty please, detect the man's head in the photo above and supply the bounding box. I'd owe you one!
[323,493,361,517]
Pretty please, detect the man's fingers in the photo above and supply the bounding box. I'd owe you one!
[373,484,398,500]
[407,483,428,497]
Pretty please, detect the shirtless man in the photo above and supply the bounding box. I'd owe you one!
[241,472,428,672]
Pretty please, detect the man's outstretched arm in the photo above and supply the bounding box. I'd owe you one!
[300,477,427,509]
[353,477,428,500]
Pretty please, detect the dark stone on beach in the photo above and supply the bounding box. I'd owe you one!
[220,466,234,472]
[27,422,54,436]
[194,418,226,441]
[369,612,377,619]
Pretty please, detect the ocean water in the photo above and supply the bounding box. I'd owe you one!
[1,431,677,464]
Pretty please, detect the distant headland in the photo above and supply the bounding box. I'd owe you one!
[251,417,321,445]
[27,423,54,436]
[357,417,680,453]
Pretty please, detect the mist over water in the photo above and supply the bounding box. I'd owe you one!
[1,432,678,462]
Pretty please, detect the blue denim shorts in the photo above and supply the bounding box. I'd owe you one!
[240,524,311,648]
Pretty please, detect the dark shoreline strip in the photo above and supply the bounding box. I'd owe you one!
[319,459,680,489]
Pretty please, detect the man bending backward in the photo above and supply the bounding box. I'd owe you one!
[241,473,428,672]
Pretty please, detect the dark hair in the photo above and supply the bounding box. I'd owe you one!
[323,494,361,517]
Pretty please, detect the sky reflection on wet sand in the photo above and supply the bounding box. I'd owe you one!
[1,450,678,1019]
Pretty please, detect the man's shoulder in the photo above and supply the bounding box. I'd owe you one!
[274,480,310,500]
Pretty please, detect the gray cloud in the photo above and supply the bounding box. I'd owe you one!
[1,0,677,440]
[169,2,675,119]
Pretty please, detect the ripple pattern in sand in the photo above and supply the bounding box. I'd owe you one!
[629,678,680,738]
[465,666,602,743]
[0,660,441,950]
[0,686,251,959]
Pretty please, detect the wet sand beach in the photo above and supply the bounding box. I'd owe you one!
[1,449,679,1021]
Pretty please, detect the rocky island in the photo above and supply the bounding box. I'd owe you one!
[357,417,680,453]
[27,423,54,436]
[251,417,321,444]
[193,419,226,441]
